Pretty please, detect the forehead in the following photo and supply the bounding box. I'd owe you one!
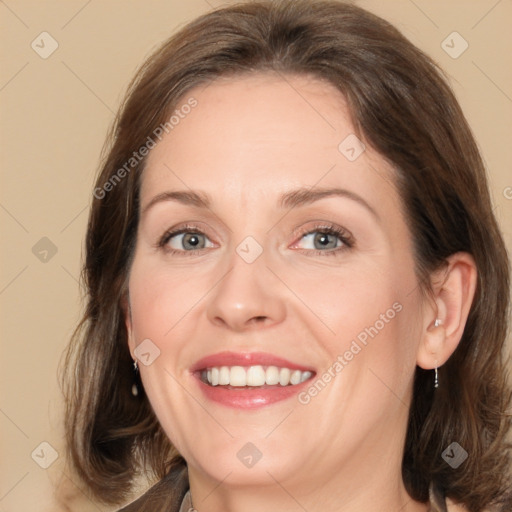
[140,72,397,211]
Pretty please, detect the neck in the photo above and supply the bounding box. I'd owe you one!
[187,449,429,512]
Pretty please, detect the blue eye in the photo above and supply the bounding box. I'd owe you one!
[160,229,214,252]
[168,232,211,250]
[291,224,354,256]
[298,231,344,250]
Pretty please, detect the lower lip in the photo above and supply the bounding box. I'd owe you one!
[194,376,312,409]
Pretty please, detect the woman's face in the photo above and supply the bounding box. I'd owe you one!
[126,73,427,494]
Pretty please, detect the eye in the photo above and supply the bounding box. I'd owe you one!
[291,223,354,256]
[300,231,342,250]
[158,225,215,254]
[168,232,212,251]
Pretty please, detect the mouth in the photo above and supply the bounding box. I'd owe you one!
[191,351,316,408]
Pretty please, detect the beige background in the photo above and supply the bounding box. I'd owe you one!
[1,1,511,511]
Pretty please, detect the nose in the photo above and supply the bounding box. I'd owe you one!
[205,249,286,332]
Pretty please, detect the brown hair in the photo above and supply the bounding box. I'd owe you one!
[62,1,512,510]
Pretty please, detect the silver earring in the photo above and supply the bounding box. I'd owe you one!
[132,360,139,397]
[433,322,440,389]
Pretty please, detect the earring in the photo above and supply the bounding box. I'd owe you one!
[433,322,440,389]
[131,360,139,397]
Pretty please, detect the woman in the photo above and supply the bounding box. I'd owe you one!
[62,1,512,511]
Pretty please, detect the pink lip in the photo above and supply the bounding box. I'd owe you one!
[190,351,316,410]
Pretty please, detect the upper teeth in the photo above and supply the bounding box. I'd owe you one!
[203,366,312,387]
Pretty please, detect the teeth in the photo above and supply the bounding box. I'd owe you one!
[300,371,312,383]
[219,366,230,385]
[230,366,246,386]
[203,365,313,387]
[265,366,280,385]
[290,370,302,385]
[247,365,266,386]
[279,368,290,386]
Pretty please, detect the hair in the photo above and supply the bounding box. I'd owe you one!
[62,1,512,510]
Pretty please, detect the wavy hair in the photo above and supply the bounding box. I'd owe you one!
[62,1,512,510]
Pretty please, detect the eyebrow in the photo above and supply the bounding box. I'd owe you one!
[142,190,211,216]
[279,187,379,221]
[142,187,379,221]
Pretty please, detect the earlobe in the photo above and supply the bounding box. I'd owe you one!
[417,317,445,370]
[417,252,477,370]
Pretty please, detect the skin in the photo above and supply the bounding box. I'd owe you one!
[125,73,477,512]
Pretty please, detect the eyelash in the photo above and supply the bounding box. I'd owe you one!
[292,223,354,256]
[157,222,354,257]
[157,224,209,256]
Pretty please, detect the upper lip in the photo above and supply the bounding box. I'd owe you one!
[190,351,315,373]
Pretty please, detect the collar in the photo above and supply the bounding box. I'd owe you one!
[178,490,193,512]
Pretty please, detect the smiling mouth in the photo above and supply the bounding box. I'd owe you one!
[199,365,314,388]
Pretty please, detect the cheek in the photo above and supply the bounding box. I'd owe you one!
[126,261,215,453]
[283,255,413,345]
[297,288,420,442]
[290,257,421,397]
[128,260,212,342]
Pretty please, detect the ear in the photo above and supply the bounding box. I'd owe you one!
[416,252,477,370]
[121,291,136,359]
